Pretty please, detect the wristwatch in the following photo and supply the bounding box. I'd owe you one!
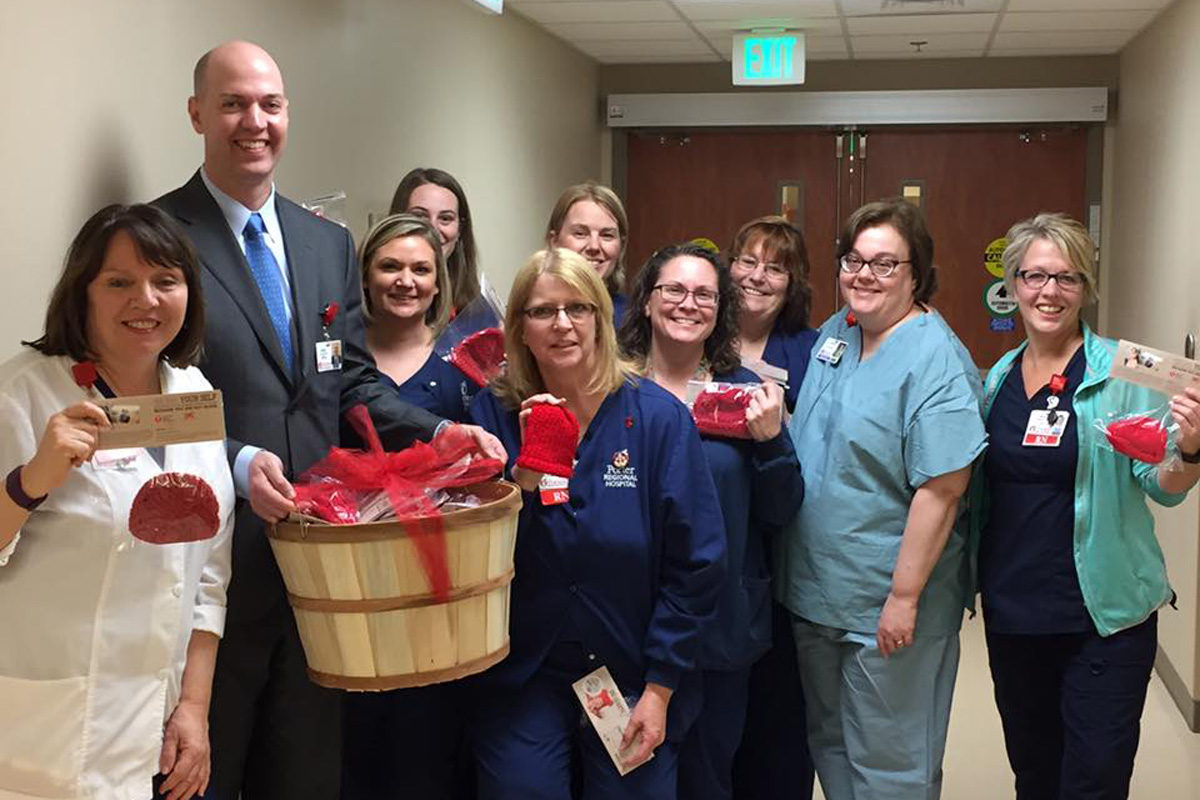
[5,465,47,510]
[1181,447,1200,464]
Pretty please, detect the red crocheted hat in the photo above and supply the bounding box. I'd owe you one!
[692,387,753,439]
[449,327,507,388]
[1105,415,1167,464]
[517,404,580,478]
[129,473,221,544]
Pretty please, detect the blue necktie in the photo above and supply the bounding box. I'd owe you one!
[243,213,295,374]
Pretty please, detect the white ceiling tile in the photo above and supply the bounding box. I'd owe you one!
[851,32,990,53]
[576,38,717,58]
[847,12,996,34]
[853,50,987,60]
[988,48,1119,58]
[509,1,678,24]
[709,32,846,56]
[545,21,697,40]
[840,0,1004,16]
[1007,0,1170,11]
[1000,10,1157,33]
[592,53,724,63]
[693,17,843,34]
[672,2,839,23]
[992,29,1135,50]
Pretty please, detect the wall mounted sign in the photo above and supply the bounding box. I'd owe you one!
[733,32,806,87]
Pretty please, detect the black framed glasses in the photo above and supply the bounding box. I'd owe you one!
[839,254,911,278]
[522,303,597,322]
[1016,270,1085,292]
[653,283,719,308]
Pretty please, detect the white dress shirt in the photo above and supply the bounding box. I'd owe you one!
[0,351,234,800]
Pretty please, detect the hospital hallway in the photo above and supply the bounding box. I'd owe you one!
[811,617,1200,799]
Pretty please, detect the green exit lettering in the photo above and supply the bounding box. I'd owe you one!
[745,36,797,81]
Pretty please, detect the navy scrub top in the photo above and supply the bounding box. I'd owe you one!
[761,324,820,413]
[380,350,478,423]
[693,366,805,671]
[469,379,727,735]
[980,344,1092,634]
[611,292,629,329]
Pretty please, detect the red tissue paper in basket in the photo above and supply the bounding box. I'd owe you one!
[292,406,504,600]
[1104,415,1168,464]
[692,387,753,439]
[449,327,506,388]
[129,473,221,544]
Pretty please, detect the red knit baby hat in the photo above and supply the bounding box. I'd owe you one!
[1105,415,1168,464]
[692,387,752,439]
[517,404,580,478]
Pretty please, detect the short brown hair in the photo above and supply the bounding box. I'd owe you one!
[491,248,636,408]
[837,199,938,305]
[358,214,453,335]
[26,204,206,367]
[544,182,629,297]
[729,215,812,331]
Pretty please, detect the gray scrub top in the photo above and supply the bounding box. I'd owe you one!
[778,308,986,636]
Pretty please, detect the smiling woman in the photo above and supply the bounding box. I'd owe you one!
[0,203,234,800]
[545,182,631,324]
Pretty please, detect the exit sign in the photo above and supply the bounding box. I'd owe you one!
[733,32,806,86]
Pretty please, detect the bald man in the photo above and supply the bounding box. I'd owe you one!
[155,42,502,799]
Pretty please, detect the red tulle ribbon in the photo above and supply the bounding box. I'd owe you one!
[292,406,503,600]
[1104,415,1168,464]
[449,328,506,388]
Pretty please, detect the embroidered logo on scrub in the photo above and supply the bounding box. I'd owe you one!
[604,449,637,489]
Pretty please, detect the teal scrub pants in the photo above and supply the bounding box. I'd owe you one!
[791,617,960,800]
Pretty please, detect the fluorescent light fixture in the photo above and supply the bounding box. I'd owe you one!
[464,0,503,13]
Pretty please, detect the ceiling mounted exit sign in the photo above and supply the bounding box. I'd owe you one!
[733,32,806,86]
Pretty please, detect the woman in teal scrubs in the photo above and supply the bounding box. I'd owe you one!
[780,199,986,800]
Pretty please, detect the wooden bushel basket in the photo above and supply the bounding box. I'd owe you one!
[267,480,521,690]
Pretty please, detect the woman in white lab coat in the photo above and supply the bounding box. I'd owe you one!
[0,204,234,800]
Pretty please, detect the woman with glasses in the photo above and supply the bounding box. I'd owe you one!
[618,244,803,800]
[724,216,819,800]
[468,248,726,800]
[390,168,482,312]
[967,213,1200,800]
[728,216,819,412]
[779,199,986,800]
[544,183,631,324]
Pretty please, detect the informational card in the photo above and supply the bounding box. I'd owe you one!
[1110,340,1200,397]
[95,390,225,450]
[572,666,653,777]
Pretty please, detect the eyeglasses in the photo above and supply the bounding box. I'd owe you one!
[1016,270,1085,292]
[522,303,597,322]
[653,283,719,308]
[840,254,911,278]
[732,255,789,281]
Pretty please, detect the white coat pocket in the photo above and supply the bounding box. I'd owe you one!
[0,673,88,796]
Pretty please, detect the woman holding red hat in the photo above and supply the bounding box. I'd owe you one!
[468,247,726,800]
[618,243,804,800]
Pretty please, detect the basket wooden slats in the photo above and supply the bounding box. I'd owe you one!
[267,480,521,690]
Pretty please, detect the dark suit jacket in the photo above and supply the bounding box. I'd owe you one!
[156,170,442,622]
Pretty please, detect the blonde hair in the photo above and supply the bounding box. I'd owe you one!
[1001,213,1098,304]
[358,213,453,336]
[544,182,629,297]
[492,248,636,408]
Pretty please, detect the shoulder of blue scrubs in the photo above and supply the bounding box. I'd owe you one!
[632,378,728,689]
[611,292,629,328]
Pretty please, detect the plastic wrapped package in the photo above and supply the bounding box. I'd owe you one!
[686,380,761,440]
[128,472,221,544]
[1093,404,1181,469]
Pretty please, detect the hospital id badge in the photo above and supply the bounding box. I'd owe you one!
[1023,410,1070,447]
[815,337,848,365]
[539,473,570,505]
[315,339,343,373]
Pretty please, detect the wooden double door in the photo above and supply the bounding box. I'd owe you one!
[624,126,1089,368]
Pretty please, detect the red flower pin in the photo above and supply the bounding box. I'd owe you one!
[72,361,98,389]
[321,302,340,328]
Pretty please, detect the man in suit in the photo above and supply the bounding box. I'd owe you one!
[156,41,504,799]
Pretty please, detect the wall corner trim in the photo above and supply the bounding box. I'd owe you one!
[1154,645,1200,732]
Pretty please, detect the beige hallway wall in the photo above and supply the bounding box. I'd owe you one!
[1108,0,1200,723]
[0,0,600,359]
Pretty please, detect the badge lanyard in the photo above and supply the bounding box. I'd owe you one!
[1047,373,1067,425]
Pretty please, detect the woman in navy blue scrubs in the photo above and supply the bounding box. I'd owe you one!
[618,243,804,800]
[468,247,726,800]
[341,214,477,800]
[969,213,1200,800]
[544,183,631,325]
[725,216,819,800]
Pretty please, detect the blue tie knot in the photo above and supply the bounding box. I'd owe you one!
[245,212,267,238]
